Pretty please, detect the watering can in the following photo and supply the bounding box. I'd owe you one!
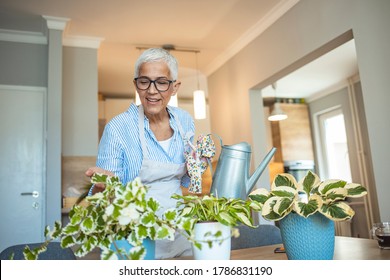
[209,138,276,200]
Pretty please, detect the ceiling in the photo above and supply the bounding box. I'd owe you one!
[0,0,358,100]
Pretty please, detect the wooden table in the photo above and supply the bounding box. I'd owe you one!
[178,236,390,260]
[78,236,390,260]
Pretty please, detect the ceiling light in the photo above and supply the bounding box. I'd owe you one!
[268,82,288,121]
[268,102,288,121]
[193,51,206,119]
[193,90,206,119]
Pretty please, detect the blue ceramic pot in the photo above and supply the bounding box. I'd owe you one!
[110,238,155,260]
[279,212,335,260]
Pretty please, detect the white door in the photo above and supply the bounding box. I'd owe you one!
[0,85,46,252]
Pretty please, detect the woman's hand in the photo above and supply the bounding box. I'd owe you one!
[85,167,115,194]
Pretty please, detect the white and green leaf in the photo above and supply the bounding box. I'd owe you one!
[298,170,320,194]
[272,173,298,189]
[293,194,322,217]
[345,183,367,198]
[320,201,355,221]
[318,179,347,195]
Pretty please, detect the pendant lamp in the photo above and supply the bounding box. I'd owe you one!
[193,51,206,119]
[268,83,287,121]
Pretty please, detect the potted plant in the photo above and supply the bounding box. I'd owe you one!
[248,170,368,260]
[172,193,262,260]
[24,174,192,260]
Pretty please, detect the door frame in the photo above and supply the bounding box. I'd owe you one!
[309,79,378,237]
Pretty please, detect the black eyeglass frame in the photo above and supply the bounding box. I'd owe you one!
[134,77,176,92]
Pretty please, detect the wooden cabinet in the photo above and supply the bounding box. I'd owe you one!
[270,103,314,161]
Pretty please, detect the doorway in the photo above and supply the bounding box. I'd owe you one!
[310,82,370,238]
[0,85,46,252]
[317,108,352,182]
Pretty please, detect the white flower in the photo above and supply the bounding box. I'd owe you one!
[118,204,140,225]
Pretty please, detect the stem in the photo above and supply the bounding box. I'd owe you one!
[112,240,128,260]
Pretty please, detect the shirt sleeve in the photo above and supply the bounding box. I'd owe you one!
[180,113,195,188]
[96,122,125,182]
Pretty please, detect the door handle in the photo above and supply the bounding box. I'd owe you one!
[20,191,39,198]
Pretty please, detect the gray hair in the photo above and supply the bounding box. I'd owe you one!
[134,48,179,80]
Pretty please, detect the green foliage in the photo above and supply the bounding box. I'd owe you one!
[249,171,367,222]
[172,193,261,250]
[23,174,191,260]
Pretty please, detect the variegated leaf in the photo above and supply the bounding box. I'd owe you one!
[156,224,175,240]
[318,179,347,195]
[135,224,148,239]
[248,188,270,205]
[273,197,294,216]
[128,245,147,260]
[320,201,355,221]
[62,224,80,235]
[345,183,367,197]
[217,211,235,226]
[293,194,322,217]
[61,235,77,248]
[235,212,253,227]
[272,173,298,189]
[298,170,320,194]
[100,248,118,260]
[323,188,348,202]
[271,186,297,198]
[140,212,157,227]
[81,216,96,234]
[262,197,289,221]
[248,200,262,211]
[163,209,177,221]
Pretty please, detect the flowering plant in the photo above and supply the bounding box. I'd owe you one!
[24,174,192,260]
[249,171,367,222]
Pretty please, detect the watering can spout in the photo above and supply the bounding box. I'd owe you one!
[246,147,277,195]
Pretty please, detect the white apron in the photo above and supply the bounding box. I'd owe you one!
[137,106,192,259]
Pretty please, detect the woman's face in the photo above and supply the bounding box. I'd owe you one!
[134,61,180,118]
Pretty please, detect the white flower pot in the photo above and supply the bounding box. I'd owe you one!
[192,221,231,260]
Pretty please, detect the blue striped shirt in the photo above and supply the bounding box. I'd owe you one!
[96,103,195,187]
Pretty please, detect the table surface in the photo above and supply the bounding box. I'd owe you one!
[231,236,390,260]
[174,236,390,260]
[78,236,390,260]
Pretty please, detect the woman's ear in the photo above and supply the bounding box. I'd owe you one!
[172,81,181,94]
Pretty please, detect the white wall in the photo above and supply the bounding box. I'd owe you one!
[62,46,99,156]
[208,0,390,222]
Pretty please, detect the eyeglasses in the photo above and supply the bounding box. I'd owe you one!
[134,77,175,92]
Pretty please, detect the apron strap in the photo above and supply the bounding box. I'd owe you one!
[167,106,187,144]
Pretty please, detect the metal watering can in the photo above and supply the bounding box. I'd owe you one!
[209,137,276,200]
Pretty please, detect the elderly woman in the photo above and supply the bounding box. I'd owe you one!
[85,48,195,259]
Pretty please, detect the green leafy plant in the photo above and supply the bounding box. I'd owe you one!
[24,174,192,260]
[172,193,262,249]
[249,171,367,221]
